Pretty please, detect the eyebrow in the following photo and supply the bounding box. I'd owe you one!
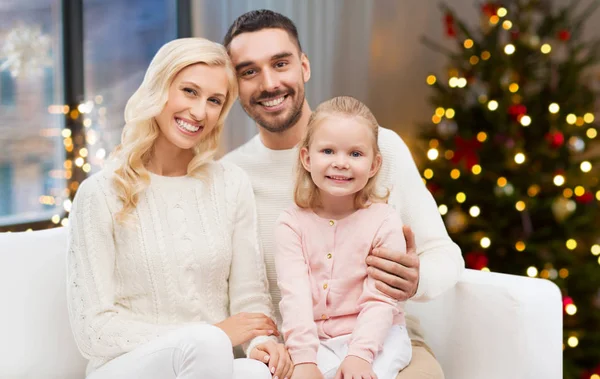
[234,51,294,72]
[180,81,226,99]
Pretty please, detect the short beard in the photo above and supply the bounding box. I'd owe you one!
[243,87,305,134]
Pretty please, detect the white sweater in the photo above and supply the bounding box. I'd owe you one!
[66,161,274,374]
[222,127,465,340]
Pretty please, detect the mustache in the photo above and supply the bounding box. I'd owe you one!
[252,88,295,104]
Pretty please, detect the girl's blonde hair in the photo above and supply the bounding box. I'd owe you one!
[294,96,389,209]
[109,38,238,222]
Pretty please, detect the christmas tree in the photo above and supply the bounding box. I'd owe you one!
[419,1,600,377]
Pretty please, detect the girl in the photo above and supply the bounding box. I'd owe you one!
[275,96,412,379]
[67,38,292,379]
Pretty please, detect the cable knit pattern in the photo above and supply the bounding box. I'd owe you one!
[222,127,465,342]
[66,161,274,375]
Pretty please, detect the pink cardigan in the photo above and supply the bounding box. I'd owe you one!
[274,203,406,365]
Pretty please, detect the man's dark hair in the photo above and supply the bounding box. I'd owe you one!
[223,9,302,52]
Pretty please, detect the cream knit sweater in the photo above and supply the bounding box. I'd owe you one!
[66,161,274,374]
[222,127,465,340]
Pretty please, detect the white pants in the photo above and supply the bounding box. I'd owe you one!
[317,325,412,379]
[87,324,271,379]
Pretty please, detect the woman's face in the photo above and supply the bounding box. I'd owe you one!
[155,63,229,151]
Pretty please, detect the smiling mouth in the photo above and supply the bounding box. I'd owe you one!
[175,117,202,133]
[327,175,353,182]
[258,95,287,108]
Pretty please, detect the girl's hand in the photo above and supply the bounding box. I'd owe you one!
[249,340,294,379]
[291,363,324,379]
[334,356,377,379]
[215,312,279,346]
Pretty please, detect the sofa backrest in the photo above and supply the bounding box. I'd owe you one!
[0,227,87,379]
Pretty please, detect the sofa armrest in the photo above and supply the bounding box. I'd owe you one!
[405,269,562,379]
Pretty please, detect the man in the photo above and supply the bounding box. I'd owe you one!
[221,10,464,379]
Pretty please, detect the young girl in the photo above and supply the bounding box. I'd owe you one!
[274,96,412,379]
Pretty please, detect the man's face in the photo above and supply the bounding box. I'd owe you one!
[228,28,310,133]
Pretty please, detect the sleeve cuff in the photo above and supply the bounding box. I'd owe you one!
[290,349,318,365]
[245,335,279,357]
[346,347,374,364]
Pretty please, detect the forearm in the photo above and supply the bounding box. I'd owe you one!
[413,240,464,301]
[348,303,397,363]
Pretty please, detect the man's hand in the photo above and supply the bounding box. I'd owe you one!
[249,340,294,379]
[334,355,376,379]
[291,363,324,379]
[366,225,420,301]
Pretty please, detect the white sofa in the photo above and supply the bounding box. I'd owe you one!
[0,227,563,379]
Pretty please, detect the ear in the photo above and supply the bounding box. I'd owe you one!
[300,146,311,172]
[369,153,382,178]
[300,53,311,83]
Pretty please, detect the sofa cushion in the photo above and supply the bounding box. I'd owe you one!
[0,227,87,379]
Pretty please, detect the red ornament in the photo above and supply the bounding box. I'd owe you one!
[444,13,456,37]
[557,29,571,41]
[545,131,565,149]
[481,3,498,17]
[508,104,527,121]
[465,251,488,270]
[451,136,482,169]
[575,191,594,204]
[510,30,520,41]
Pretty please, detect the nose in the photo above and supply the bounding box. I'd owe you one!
[190,100,207,122]
[332,155,349,169]
[260,69,280,93]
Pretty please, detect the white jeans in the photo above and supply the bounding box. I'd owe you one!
[87,324,271,379]
[318,325,412,379]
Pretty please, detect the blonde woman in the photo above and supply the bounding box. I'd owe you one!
[67,38,292,379]
[275,97,412,379]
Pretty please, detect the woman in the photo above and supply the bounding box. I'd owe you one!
[66,38,292,379]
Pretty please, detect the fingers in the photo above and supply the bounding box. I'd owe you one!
[374,279,408,301]
[263,343,280,377]
[283,358,294,379]
[276,344,292,379]
[249,345,270,363]
[402,225,416,255]
[245,313,280,336]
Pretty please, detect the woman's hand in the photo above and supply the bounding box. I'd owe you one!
[334,356,377,379]
[250,340,294,379]
[291,363,324,379]
[215,312,279,346]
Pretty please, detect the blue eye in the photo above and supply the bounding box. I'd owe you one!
[351,151,362,157]
[323,149,333,155]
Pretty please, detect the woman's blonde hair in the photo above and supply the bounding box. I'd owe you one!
[109,38,238,222]
[294,96,389,209]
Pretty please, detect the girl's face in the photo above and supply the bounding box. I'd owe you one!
[300,115,381,203]
[154,63,229,151]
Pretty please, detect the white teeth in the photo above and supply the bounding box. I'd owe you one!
[262,97,285,107]
[176,118,200,132]
[329,176,350,180]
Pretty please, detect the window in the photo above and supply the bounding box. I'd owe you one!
[0,0,65,227]
[82,0,177,170]
[0,0,178,229]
